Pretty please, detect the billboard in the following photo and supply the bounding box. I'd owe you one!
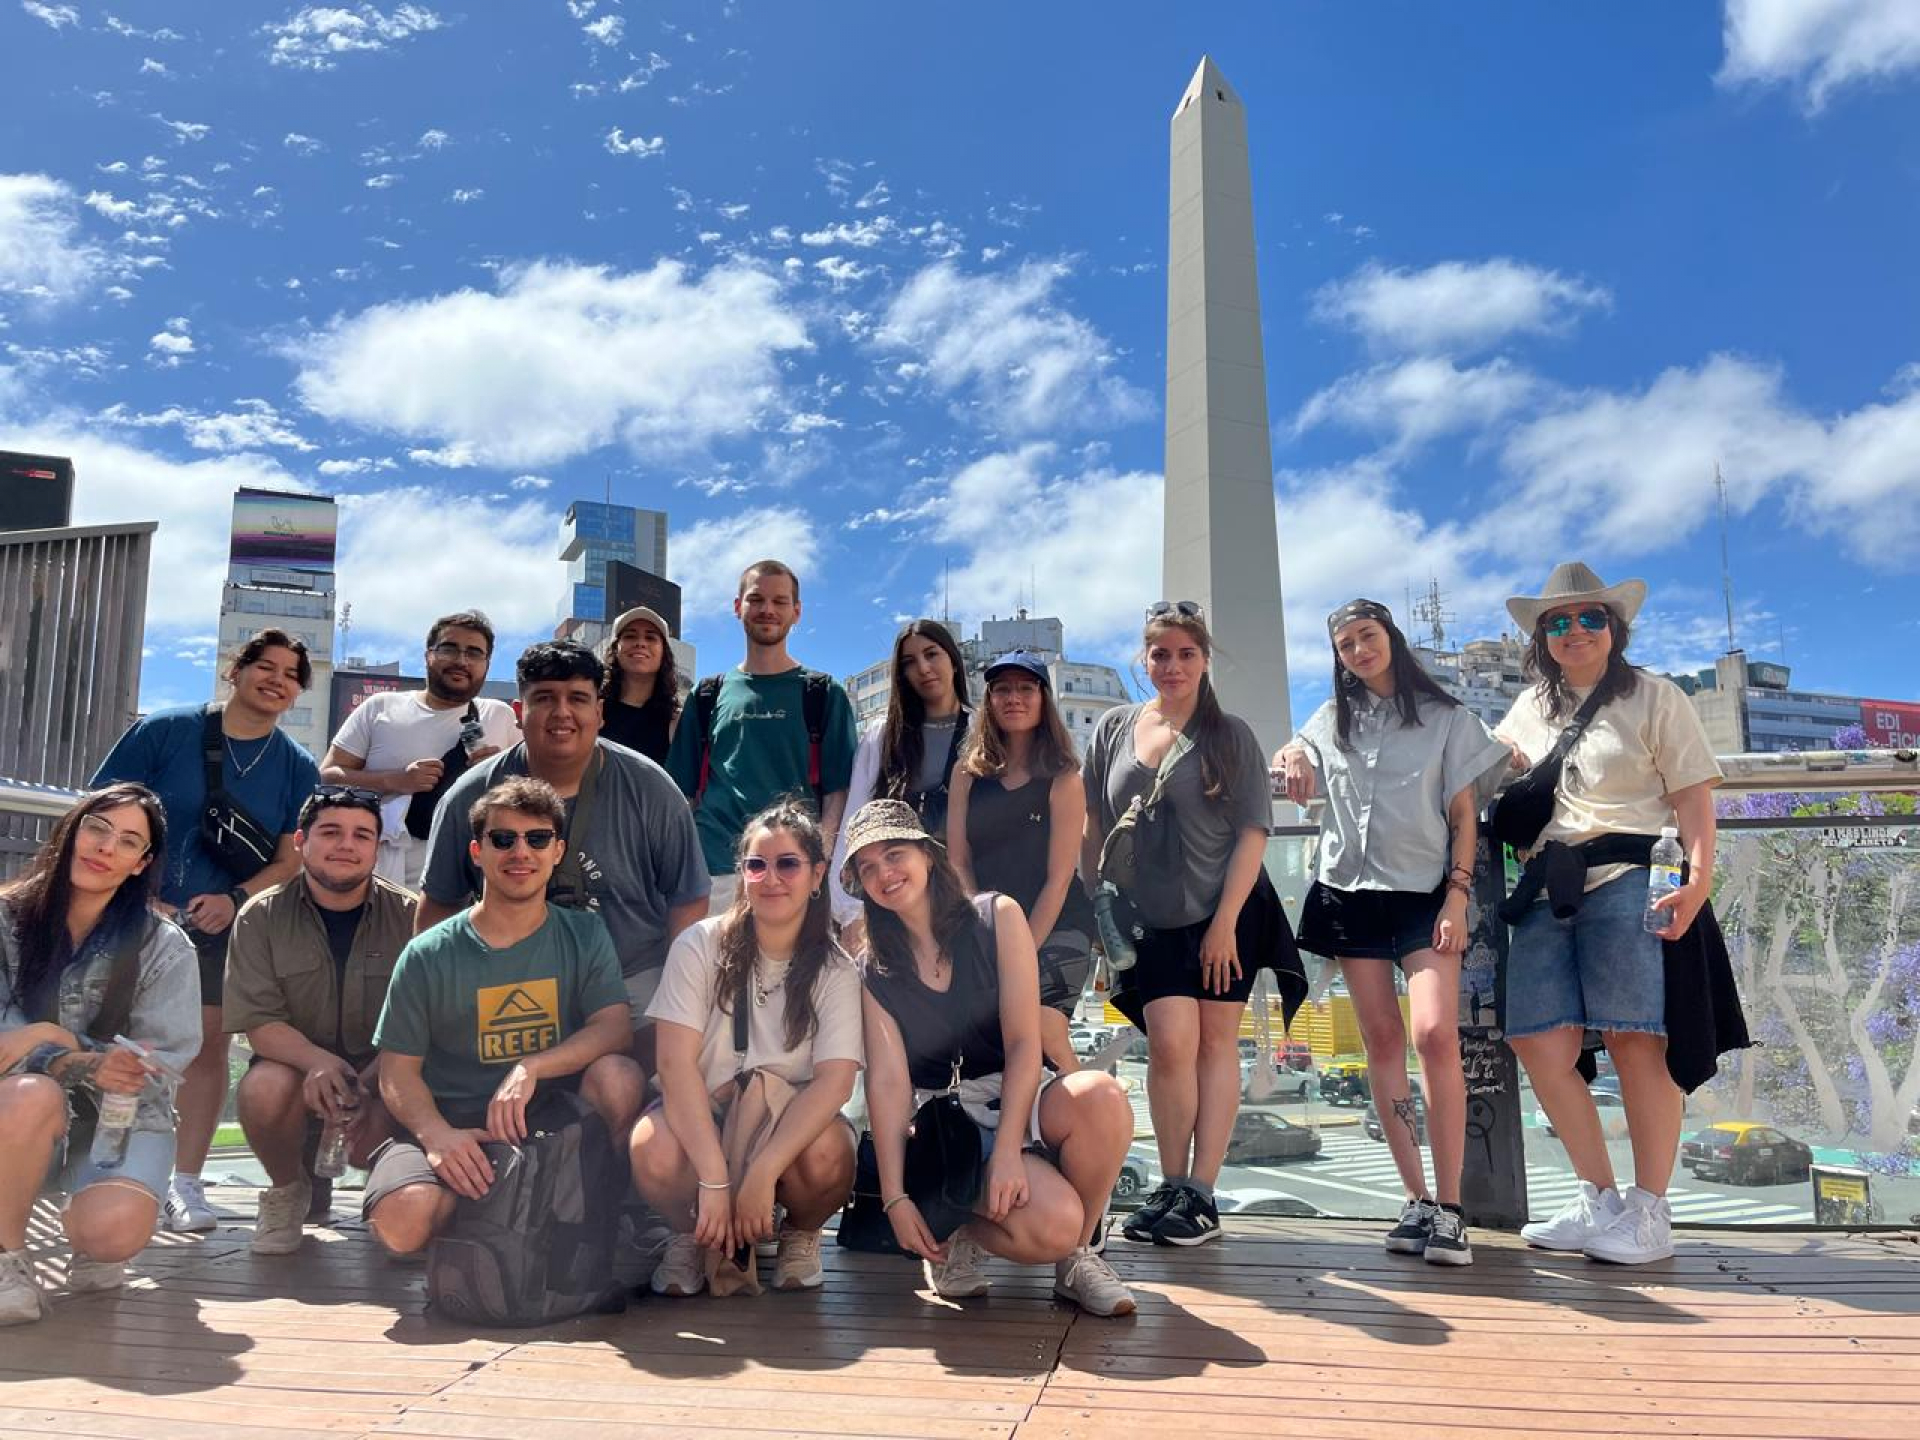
[230,487,337,572]
[0,450,75,532]
[1861,700,1920,751]
[327,670,412,739]
[605,560,682,635]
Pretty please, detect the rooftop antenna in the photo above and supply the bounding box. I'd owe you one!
[943,560,950,623]
[1409,577,1452,653]
[337,600,352,662]
[1716,462,1737,653]
[605,471,612,506]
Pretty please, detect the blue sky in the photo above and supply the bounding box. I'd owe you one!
[3,0,1918,723]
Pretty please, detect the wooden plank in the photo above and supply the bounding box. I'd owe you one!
[381,1393,1015,1440]
[0,1407,346,1440]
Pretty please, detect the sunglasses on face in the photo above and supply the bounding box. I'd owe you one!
[483,828,559,851]
[1541,607,1612,638]
[77,813,150,858]
[1147,599,1205,621]
[740,853,809,880]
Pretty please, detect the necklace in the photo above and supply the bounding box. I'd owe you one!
[752,958,787,1007]
[224,731,272,779]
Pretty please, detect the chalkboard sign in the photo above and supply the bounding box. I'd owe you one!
[1458,833,1528,1230]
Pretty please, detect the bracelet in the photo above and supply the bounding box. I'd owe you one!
[881,1194,910,1212]
[1445,879,1472,899]
[696,1179,731,1192]
[1447,864,1474,882]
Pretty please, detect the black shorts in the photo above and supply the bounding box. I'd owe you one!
[1037,929,1093,1015]
[1130,911,1263,1009]
[359,1076,580,1218]
[186,922,229,1005]
[1296,881,1444,964]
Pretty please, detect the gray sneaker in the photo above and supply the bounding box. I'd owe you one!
[1385,1197,1437,1255]
[251,1180,311,1256]
[650,1233,706,1297]
[1053,1245,1136,1317]
[0,1250,43,1326]
[66,1254,127,1293]
[1424,1206,1473,1266]
[924,1231,991,1298]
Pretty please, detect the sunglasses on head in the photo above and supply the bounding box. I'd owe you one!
[1541,607,1612,638]
[740,853,809,879]
[483,828,559,851]
[1147,599,1205,621]
[314,784,381,806]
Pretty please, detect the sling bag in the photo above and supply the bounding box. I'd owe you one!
[199,705,276,884]
[1486,689,1607,849]
[405,701,480,841]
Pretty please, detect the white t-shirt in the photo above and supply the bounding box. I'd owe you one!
[1495,672,1722,889]
[646,915,865,1095]
[328,690,522,842]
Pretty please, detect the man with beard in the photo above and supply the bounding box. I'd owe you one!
[320,611,521,890]
[666,560,859,912]
[415,642,708,1063]
[224,787,417,1254]
[92,628,320,1234]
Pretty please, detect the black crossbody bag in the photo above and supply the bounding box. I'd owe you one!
[199,705,277,884]
[1487,689,1607,849]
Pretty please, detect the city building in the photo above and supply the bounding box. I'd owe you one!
[1686,650,1916,755]
[215,486,336,759]
[553,498,694,681]
[1412,632,1531,730]
[845,610,1129,742]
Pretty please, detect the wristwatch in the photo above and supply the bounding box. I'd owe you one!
[228,886,250,912]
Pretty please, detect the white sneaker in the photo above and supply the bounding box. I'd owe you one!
[66,1255,126,1293]
[1520,1181,1623,1252]
[924,1231,991,1299]
[771,1227,824,1291]
[1053,1245,1136,1317]
[0,1250,43,1326]
[251,1180,312,1256]
[1584,1187,1674,1265]
[163,1175,218,1234]
[650,1233,706,1298]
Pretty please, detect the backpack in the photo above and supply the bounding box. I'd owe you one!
[425,1090,623,1326]
[691,669,832,812]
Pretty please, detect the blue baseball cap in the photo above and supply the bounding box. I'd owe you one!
[983,650,1050,687]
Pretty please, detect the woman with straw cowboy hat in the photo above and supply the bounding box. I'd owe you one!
[1492,560,1726,1266]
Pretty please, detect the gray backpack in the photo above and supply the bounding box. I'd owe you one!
[425,1090,623,1326]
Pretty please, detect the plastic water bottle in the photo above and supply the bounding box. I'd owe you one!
[90,1088,139,1168]
[1644,826,1684,934]
[313,1078,360,1179]
[1093,883,1136,973]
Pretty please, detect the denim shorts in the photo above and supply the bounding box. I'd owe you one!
[1503,872,1666,1040]
[44,1121,175,1203]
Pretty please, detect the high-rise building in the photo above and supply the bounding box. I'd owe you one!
[558,501,668,630]
[845,610,1129,743]
[216,486,337,759]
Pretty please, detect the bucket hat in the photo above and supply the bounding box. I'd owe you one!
[838,798,939,896]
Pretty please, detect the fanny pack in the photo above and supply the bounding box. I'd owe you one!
[1097,732,1190,922]
[1486,690,1606,850]
[200,705,276,884]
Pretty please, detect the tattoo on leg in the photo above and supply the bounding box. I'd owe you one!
[1393,1096,1419,1149]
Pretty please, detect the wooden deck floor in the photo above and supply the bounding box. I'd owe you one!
[5,1187,1918,1440]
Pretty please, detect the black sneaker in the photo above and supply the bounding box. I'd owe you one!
[1384,1197,1436,1255]
[1152,1186,1222,1247]
[1120,1183,1178,1243]
[1424,1206,1473,1266]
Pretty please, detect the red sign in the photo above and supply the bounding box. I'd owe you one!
[1861,700,1920,750]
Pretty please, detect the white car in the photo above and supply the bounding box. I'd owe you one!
[1534,1086,1630,1139]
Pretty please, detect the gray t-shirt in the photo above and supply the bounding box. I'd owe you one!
[917,715,961,793]
[1082,703,1271,929]
[420,739,711,978]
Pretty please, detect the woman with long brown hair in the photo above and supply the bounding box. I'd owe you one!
[1,784,200,1324]
[1081,601,1303,1248]
[829,620,970,928]
[598,605,681,765]
[632,800,862,1297]
[948,651,1096,1073]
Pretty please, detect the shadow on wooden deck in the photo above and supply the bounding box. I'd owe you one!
[4,1185,1917,1439]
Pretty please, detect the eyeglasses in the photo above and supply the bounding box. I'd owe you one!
[1147,600,1205,621]
[430,642,490,664]
[77,812,149,859]
[740,854,810,880]
[1541,607,1612,638]
[313,784,381,806]
[483,828,559,851]
[989,679,1042,698]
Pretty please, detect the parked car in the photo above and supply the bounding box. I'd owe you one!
[1111,1151,1154,1201]
[1217,1193,1321,1218]
[1223,1112,1322,1164]
[1535,1086,1631,1140]
[1319,1056,1369,1106]
[1242,1056,1313,1101]
[1363,1088,1427,1144]
[1681,1122,1814,1186]
[1279,1040,1313,1072]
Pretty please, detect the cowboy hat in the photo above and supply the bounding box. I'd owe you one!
[1506,561,1647,635]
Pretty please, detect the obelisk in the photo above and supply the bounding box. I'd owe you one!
[1163,56,1291,755]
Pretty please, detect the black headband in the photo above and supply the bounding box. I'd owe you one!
[1327,598,1393,638]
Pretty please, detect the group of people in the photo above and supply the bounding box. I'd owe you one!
[0,553,1736,1330]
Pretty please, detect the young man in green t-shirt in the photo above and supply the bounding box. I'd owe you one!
[665,559,859,909]
[362,777,642,1255]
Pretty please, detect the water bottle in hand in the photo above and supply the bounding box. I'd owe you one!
[313,1077,360,1179]
[90,1088,139,1168]
[1643,826,1684,934]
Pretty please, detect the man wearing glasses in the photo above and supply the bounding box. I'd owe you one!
[361,778,641,1256]
[223,786,417,1255]
[320,611,521,890]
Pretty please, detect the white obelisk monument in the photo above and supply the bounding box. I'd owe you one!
[1163,56,1291,755]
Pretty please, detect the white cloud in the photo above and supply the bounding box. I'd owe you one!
[365,172,400,188]
[669,507,822,620]
[1293,355,1539,455]
[799,217,894,248]
[1311,258,1611,355]
[283,132,324,155]
[139,57,171,77]
[878,259,1154,435]
[0,174,102,303]
[449,187,483,203]
[1719,0,1920,110]
[293,259,811,468]
[605,128,665,159]
[1803,380,1920,565]
[813,255,867,288]
[22,2,79,28]
[317,455,397,476]
[264,4,444,70]
[581,13,622,44]
[98,398,313,452]
[417,127,449,149]
[105,15,182,40]
[153,115,210,143]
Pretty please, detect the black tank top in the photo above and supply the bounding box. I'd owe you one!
[965,774,1095,941]
[864,896,1007,1089]
[601,698,672,765]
